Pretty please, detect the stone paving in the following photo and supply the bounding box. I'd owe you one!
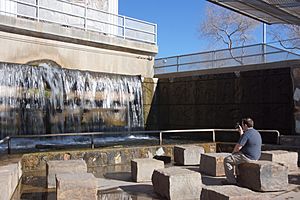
[1,151,300,199]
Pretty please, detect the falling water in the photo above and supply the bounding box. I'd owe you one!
[0,62,144,138]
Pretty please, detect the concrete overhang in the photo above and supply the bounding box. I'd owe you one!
[207,0,300,25]
[0,15,158,56]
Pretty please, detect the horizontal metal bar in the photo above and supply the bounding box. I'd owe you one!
[2,0,157,45]
[2,128,280,139]
[154,51,286,69]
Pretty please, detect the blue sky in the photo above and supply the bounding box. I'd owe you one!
[119,0,265,58]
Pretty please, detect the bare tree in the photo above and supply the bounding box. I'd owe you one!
[200,5,259,64]
[269,24,300,50]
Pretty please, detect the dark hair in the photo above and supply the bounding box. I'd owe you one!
[242,118,254,128]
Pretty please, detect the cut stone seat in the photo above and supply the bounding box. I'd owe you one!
[237,160,288,192]
[174,145,205,165]
[0,162,22,200]
[152,167,202,200]
[199,153,230,176]
[201,185,269,200]
[47,159,87,188]
[56,173,98,200]
[131,158,164,182]
[260,150,298,171]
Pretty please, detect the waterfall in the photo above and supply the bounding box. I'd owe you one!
[0,62,144,138]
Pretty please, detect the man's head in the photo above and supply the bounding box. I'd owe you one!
[241,117,254,130]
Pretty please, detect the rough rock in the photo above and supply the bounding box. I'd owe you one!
[174,145,205,165]
[56,173,98,200]
[152,167,202,200]
[199,153,230,176]
[237,160,288,192]
[201,185,269,200]
[47,159,87,188]
[260,150,298,171]
[131,158,164,182]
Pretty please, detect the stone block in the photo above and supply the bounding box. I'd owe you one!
[237,160,288,192]
[260,150,298,171]
[47,159,87,188]
[199,153,230,176]
[131,158,164,182]
[56,173,98,200]
[0,163,22,200]
[174,145,205,165]
[201,185,269,200]
[152,167,202,200]
[0,171,12,200]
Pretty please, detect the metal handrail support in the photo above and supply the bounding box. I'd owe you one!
[0,128,281,154]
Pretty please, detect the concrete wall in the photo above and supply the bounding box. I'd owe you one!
[146,61,300,135]
[0,15,157,78]
[21,143,216,172]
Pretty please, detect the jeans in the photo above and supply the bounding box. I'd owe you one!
[224,152,251,184]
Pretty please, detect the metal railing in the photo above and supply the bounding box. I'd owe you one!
[0,0,157,44]
[0,128,280,154]
[154,43,300,75]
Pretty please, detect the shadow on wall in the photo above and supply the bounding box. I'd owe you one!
[145,67,294,135]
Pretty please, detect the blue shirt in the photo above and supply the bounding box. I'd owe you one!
[238,128,262,160]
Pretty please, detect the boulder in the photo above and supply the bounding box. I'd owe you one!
[237,160,288,192]
[199,153,230,176]
[0,162,22,200]
[174,145,205,165]
[131,158,164,182]
[201,185,269,200]
[56,173,98,200]
[152,167,202,200]
[260,150,298,171]
[47,159,87,188]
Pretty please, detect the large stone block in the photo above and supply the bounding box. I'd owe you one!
[237,161,288,192]
[56,173,98,200]
[260,150,298,171]
[199,153,230,176]
[0,162,22,200]
[47,159,87,188]
[131,158,164,182]
[201,185,268,200]
[152,167,202,200]
[174,145,205,165]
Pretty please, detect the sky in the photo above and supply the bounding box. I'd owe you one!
[119,0,265,58]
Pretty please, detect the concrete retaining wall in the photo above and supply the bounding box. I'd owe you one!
[21,143,216,172]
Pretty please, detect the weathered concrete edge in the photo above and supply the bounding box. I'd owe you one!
[21,143,216,173]
[0,15,158,56]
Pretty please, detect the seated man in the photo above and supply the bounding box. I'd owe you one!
[224,117,262,184]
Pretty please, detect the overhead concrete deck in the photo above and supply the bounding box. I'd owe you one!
[0,15,158,77]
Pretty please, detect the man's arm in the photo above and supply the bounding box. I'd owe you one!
[232,143,243,153]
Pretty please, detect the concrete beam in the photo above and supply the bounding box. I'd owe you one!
[0,15,158,56]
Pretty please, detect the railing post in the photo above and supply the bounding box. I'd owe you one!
[123,16,126,39]
[212,130,216,143]
[36,0,39,21]
[7,138,11,154]
[84,0,87,31]
[155,24,157,45]
[176,56,179,72]
[159,131,163,145]
[90,134,94,149]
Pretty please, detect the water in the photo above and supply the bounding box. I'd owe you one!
[0,62,144,138]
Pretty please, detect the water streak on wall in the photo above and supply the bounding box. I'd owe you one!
[0,62,144,138]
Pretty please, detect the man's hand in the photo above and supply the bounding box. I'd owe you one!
[232,144,243,153]
[237,125,243,135]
